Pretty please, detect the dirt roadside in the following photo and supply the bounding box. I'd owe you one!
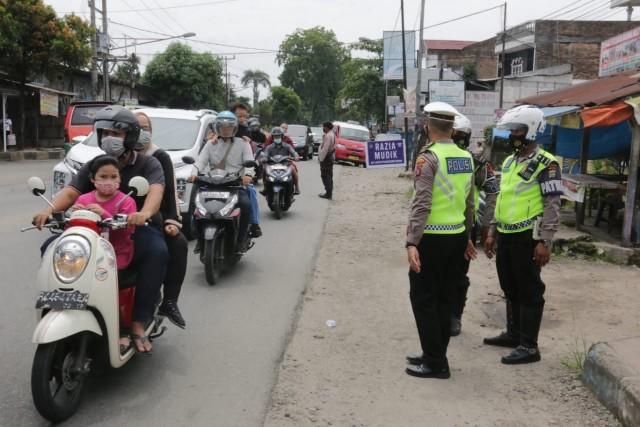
[264,165,640,427]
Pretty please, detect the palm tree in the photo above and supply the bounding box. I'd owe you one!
[241,69,271,114]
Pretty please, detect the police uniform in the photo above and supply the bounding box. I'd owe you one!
[487,146,562,360]
[406,139,475,375]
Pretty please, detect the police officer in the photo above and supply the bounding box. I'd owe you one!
[483,105,563,365]
[405,102,476,379]
[450,114,499,336]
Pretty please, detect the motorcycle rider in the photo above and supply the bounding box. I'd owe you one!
[32,105,168,354]
[261,126,301,195]
[188,111,256,251]
[450,114,499,336]
[484,105,563,365]
[248,117,267,147]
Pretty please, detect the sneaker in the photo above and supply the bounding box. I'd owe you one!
[501,345,541,365]
[158,300,186,329]
[250,224,262,238]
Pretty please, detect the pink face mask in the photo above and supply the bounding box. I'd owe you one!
[94,179,120,196]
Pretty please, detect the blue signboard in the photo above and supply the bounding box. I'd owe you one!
[365,139,406,168]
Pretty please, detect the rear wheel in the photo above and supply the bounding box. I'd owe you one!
[204,233,224,285]
[31,335,89,423]
[273,192,282,220]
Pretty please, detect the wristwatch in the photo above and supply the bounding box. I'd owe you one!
[539,239,552,248]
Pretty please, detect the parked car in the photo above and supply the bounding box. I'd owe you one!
[64,101,113,144]
[286,124,314,160]
[52,107,218,240]
[310,126,323,152]
[333,121,370,166]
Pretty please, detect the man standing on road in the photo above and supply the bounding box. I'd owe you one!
[483,105,562,365]
[450,114,499,336]
[318,121,335,200]
[405,102,476,379]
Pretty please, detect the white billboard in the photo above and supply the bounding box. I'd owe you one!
[383,31,416,80]
[427,80,465,106]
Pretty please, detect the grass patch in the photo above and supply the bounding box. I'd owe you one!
[561,336,589,374]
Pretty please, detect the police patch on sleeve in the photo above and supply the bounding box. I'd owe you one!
[446,157,473,174]
[414,156,427,177]
[539,163,564,196]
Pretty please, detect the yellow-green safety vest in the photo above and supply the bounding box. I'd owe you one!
[424,142,474,235]
[495,148,557,233]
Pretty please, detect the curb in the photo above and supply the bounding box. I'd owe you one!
[583,340,640,426]
[0,150,65,162]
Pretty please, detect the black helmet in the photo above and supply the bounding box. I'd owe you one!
[94,105,141,151]
[270,127,284,137]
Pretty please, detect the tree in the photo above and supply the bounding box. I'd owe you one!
[0,1,92,148]
[269,86,302,125]
[114,54,141,99]
[337,37,385,124]
[240,69,270,113]
[257,98,273,127]
[463,62,478,82]
[277,27,347,124]
[143,42,224,110]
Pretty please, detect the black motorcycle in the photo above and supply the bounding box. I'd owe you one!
[183,157,257,285]
[262,154,295,219]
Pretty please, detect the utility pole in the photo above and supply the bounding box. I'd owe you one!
[400,0,410,170]
[414,0,426,130]
[102,0,110,101]
[221,55,236,107]
[89,0,98,100]
[499,2,507,109]
[627,5,633,21]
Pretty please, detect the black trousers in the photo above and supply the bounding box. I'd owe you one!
[409,232,467,370]
[237,188,251,242]
[453,225,477,319]
[320,158,333,196]
[163,231,188,302]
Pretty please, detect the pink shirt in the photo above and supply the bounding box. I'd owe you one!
[76,190,137,269]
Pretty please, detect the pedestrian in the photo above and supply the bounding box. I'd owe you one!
[4,115,13,146]
[483,105,563,365]
[405,102,476,379]
[318,121,335,200]
[450,113,499,336]
[280,123,288,134]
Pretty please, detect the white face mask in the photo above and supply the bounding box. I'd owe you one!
[101,136,126,157]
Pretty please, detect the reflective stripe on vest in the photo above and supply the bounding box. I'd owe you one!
[495,148,557,233]
[424,142,473,235]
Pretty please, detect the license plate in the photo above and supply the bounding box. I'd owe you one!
[200,191,230,199]
[35,290,89,310]
[348,155,360,161]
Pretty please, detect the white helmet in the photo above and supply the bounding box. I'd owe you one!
[423,101,459,122]
[497,105,545,142]
[453,114,472,134]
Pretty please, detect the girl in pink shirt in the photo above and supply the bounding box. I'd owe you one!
[74,155,136,269]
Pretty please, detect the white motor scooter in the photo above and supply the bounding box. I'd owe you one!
[23,176,167,423]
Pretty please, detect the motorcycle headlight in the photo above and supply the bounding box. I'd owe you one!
[195,193,206,216]
[53,235,91,283]
[268,176,275,182]
[282,175,290,181]
[219,194,238,217]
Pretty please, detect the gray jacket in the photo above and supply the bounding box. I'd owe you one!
[195,137,255,177]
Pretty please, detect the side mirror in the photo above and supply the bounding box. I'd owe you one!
[243,160,257,168]
[182,156,196,165]
[27,176,46,196]
[128,176,150,197]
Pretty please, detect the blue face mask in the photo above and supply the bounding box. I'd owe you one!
[274,137,282,145]
[101,135,126,157]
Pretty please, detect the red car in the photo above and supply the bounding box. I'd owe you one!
[333,121,370,166]
[64,101,113,143]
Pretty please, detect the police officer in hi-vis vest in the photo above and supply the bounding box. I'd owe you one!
[450,113,499,337]
[405,102,477,379]
[484,105,563,365]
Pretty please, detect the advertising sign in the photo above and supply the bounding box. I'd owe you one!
[599,25,640,77]
[562,177,586,203]
[383,31,416,80]
[40,90,59,117]
[428,80,465,106]
[366,139,407,168]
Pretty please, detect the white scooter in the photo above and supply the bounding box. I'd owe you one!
[23,176,167,422]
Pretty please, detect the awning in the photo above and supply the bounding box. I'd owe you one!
[541,106,580,119]
[25,83,76,97]
[580,100,633,128]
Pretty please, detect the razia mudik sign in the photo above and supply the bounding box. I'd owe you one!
[365,138,406,168]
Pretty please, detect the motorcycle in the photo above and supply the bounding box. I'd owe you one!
[183,156,257,285]
[262,154,295,220]
[23,176,167,423]
[253,141,265,184]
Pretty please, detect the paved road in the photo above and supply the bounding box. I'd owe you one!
[0,159,330,426]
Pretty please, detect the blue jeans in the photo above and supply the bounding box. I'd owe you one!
[247,184,260,225]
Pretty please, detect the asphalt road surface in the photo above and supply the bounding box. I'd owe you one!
[0,158,331,426]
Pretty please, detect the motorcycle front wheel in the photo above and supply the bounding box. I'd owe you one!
[273,192,282,220]
[204,232,224,285]
[31,334,89,423]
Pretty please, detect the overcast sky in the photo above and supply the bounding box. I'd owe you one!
[45,0,638,101]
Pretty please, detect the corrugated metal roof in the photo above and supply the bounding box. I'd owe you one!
[540,106,580,118]
[423,39,476,51]
[517,71,640,107]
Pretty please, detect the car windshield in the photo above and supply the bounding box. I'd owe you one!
[71,105,107,125]
[310,127,322,135]
[340,127,369,142]
[85,116,201,150]
[287,125,307,137]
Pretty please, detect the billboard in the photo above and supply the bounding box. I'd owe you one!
[40,90,58,117]
[599,26,640,77]
[428,80,465,106]
[383,31,416,80]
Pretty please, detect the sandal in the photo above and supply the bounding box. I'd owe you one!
[119,336,132,355]
[132,334,153,356]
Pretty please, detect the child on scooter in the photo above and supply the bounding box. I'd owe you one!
[73,155,137,269]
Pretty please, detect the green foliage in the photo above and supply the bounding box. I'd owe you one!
[142,42,224,110]
[277,26,347,124]
[114,54,141,86]
[257,98,273,127]
[240,69,270,113]
[462,62,478,82]
[269,86,302,125]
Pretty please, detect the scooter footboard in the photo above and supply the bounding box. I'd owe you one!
[33,310,102,344]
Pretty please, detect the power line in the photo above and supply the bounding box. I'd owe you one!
[546,0,603,20]
[538,0,585,20]
[150,0,191,34]
[567,0,610,20]
[137,0,180,35]
[59,0,239,14]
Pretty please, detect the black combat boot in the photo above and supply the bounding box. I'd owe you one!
[450,316,462,337]
[484,300,520,348]
[501,304,543,364]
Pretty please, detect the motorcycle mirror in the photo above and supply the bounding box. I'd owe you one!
[182,156,195,165]
[28,177,47,196]
[243,160,257,168]
[128,176,150,197]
